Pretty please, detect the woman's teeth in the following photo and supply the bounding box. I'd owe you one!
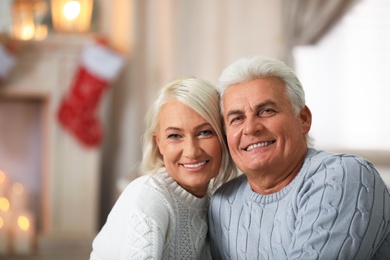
[183,161,207,168]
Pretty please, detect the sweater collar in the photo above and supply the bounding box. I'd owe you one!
[245,148,317,204]
[154,168,210,208]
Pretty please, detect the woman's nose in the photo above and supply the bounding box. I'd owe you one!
[183,137,202,159]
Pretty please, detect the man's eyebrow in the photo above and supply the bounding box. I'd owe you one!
[226,109,242,118]
[226,100,278,118]
[254,100,278,110]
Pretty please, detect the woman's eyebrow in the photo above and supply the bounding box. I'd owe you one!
[164,126,182,132]
[164,122,211,132]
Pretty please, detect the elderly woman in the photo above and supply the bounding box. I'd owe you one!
[90,77,237,259]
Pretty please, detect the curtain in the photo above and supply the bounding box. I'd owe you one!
[282,0,360,67]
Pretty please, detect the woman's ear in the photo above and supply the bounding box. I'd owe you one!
[155,134,163,156]
[155,134,160,147]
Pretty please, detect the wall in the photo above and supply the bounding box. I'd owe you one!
[97,0,284,224]
[0,35,102,257]
[293,0,390,186]
[0,0,284,228]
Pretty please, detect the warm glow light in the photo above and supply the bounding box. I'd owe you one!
[51,0,94,33]
[0,171,5,184]
[35,25,48,40]
[63,1,81,20]
[12,0,48,41]
[0,197,10,212]
[0,217,4,229]
[21,25,35,40]
[13,182,24,196]
[18,215,30,231]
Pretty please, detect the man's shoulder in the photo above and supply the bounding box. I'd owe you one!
[213,174,247,198]
[307,148,376,171]
[305,148,382,185]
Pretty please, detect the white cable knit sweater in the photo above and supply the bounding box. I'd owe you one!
[90,169,213,260]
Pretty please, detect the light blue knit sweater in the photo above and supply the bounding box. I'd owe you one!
[209,148,390,259]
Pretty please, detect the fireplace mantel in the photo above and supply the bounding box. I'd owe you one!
[0,34,101,255]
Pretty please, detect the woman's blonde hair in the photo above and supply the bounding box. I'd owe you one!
[140,77,237,192]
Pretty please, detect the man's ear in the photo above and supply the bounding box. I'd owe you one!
[300,105,312,134]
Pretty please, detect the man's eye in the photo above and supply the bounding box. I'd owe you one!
[230,116,243,125]
[259,109,276,117]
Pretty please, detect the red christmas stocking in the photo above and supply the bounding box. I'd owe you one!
[58,40,124,147]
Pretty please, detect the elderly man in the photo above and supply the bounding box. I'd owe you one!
[209,56,390,259]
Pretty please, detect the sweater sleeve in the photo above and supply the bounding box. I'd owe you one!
[90,176,171,260]
[290,155,390,259]
[119,210,166,259]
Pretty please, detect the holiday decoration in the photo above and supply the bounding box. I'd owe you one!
[57,39,125,147]
[0,45,15,84]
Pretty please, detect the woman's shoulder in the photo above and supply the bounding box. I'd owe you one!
[115,174,170,210]
[120,175,152,198]
[104,174,173,231]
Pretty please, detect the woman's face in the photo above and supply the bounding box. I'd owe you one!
[155,100,222,197]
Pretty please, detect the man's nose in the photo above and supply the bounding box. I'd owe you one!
[243,116,262,135]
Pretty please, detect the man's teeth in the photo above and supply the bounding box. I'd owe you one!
[246,141,273,151]
[183,161,207,168]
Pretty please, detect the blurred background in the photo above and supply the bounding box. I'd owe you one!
[0,0,389,258]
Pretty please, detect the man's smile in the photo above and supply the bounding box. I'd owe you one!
[244,141,275,151]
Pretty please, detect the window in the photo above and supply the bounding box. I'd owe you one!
[294,0,390,151]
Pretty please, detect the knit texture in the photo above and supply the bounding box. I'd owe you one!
[209,148,390,260]
[90,169,212,260]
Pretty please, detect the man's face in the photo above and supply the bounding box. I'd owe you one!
[222,77,311,179]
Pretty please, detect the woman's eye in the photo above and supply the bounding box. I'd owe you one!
[168,134,181,139]
[198,130,213,137]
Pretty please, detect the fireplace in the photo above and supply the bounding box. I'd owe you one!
[0,35,101,257]
[0,96,44,255]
